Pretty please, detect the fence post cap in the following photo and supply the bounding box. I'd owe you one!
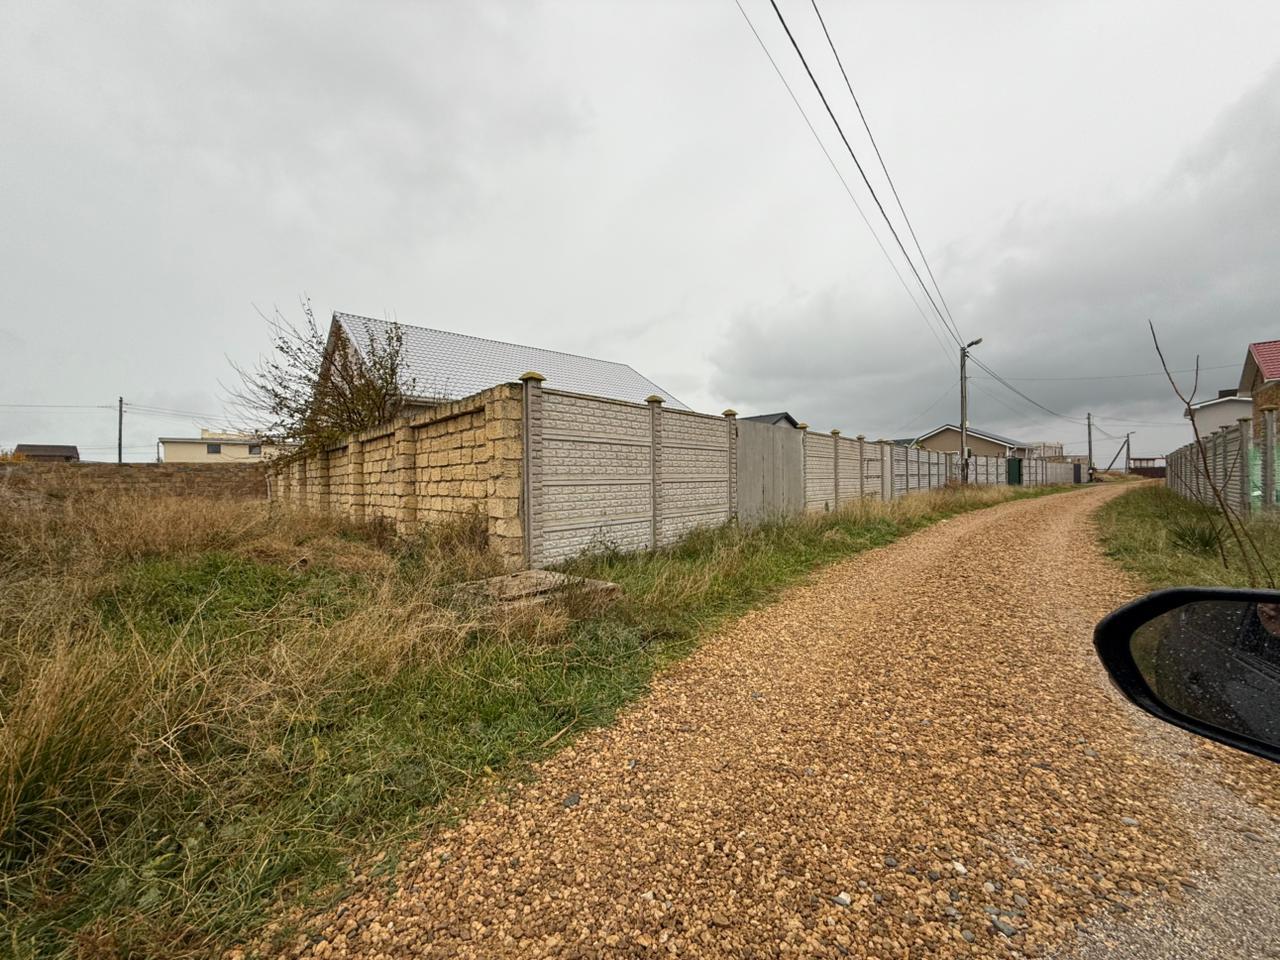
[830,428,841,436]
[645,394,665,405]
[1261,404,1279,412]
[856,434,866,440]
[796,422,809,431]
[518,371,546,383]
[722,408,737,418]
[1237,416,1253,423]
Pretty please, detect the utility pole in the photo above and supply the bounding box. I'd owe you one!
[117,396,124,464]
[1086,412,1094,481]
[1124,432,1132,474]
[959,337,983,484]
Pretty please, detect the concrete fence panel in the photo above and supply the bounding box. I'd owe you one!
[657,407,734,546]
[803,431,837,513]
[531,389,654,565]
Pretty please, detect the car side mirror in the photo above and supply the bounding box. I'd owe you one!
[1094,587,1280,764]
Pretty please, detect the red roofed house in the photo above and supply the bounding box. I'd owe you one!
[1239,339,1280,438]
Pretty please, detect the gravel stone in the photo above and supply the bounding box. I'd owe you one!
[992,916,1020,938]
[287,488,1280,959]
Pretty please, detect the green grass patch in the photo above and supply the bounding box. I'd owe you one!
[2,484,1074,959]
[1096,484,1280,589]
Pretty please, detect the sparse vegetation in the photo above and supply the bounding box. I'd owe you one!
[1097,484,1280,588]
[2,482,1073,959]
[231,299,416,458]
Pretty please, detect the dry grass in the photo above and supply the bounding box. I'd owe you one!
[1,495,508,959]
[1,482,1073,959]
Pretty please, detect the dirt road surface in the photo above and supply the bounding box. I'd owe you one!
[293,485,1279,959]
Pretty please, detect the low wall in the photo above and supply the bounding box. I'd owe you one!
[0,461,268,499]
[271,383,525,567]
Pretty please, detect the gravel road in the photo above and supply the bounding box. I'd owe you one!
[292,485,1279,959]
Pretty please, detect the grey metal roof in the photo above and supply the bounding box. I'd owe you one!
[334,313,688,409]
[741,412,800,427]
[914,424,1031,448]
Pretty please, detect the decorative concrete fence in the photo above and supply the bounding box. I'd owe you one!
[274,375,1079,568]
[1166,406,1279,515]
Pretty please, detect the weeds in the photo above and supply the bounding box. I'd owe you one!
[2,482,1072,958]
[1097,484,1280,589]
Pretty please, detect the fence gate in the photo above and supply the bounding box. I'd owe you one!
[736,420,804,526]
[1007,457,1022,486]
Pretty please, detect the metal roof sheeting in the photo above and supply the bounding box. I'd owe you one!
[334,313,689,409]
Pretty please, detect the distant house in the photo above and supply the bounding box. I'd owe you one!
[14,444,79,462]
[1239,339,1280,436]
[1027,441,1064,459]
[1185,389,1252,435]
[329,312,687,409]
[160,430,290,463]
[741,412,802,428]
[910,424,1034,459]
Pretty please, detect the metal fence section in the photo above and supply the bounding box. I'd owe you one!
[1166,409,1278,516]
[736,418,804,525]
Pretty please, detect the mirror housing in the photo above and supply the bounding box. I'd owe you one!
[1094,587,1280,764]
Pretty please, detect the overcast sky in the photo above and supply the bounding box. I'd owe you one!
[4,0,1279,461]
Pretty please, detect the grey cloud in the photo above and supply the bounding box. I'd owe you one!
[710,60,1280,453]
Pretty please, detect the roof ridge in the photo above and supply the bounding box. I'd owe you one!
[334,312,643,374]
[915,423,1030,446]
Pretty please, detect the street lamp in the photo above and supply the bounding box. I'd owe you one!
[960,338,982,484]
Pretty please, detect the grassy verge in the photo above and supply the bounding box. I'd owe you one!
[2,481,1074,959]
[1096,483,1280,589]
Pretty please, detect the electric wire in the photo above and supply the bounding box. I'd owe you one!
[892,376,960,435]
[764,0,960,348]
[731,0,957,370]
[806,0,963,346]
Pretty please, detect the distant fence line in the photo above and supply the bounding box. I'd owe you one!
[2,460,267,500]
[272,376,1079,569]
[1166,406,1279,515]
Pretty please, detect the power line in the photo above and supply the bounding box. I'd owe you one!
[0,402,115,410]
[764,0,960,348]
[124,403,238,421]
[969,355,1086,424]
[893,376,960,434]
[971,362,1236,383]
[730,0,957,370]
[806,0,963,346]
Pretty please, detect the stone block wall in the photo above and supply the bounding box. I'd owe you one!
[272,383,525,567]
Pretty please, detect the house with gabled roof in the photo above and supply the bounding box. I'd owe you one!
[329,312,688,410]
[14,444,79,462]
[909,423,1034,458]
[1239,338,1280,438]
